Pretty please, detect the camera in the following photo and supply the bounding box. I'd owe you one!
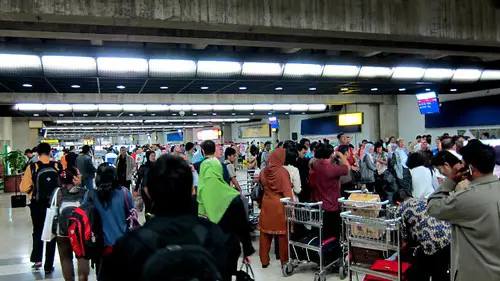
[179,111,185,117]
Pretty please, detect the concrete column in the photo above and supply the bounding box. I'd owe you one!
[0,117,13,148]
[184,129,194,143]
[12,119,39,151]
[278,117,291,141]
[397,95,425,143]
[379,104,399,140]
[221,124,232,143]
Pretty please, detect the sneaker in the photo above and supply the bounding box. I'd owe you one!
[44,267,55,275]
[31,262,42,270]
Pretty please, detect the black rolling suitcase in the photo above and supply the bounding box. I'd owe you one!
[290,236,341,266]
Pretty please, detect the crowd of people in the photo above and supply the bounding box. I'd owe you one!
[17,130,500,281]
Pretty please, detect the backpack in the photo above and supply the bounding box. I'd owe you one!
[68,199,104,260]
[31,161,61,204]
[138,224,222,281]
[58,188,89,237]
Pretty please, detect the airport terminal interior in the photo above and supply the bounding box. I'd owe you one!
[1,1,500,281]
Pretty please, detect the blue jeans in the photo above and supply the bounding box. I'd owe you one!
[82,179,94,190]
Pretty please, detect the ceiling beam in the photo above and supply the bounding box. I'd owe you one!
[280,48,302,54]
[360,51,382,57]
[0,92,395,105]
[191,43,208,50]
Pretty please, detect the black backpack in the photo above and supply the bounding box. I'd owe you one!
[31,161,61,204]
[138,224,222,281]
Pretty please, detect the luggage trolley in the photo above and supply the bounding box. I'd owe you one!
[280,198,340,281]
[338,198,403,281]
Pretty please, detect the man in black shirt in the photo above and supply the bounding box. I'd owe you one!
[64,146,78,169]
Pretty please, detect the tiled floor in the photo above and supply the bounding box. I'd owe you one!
[0,174,344,281]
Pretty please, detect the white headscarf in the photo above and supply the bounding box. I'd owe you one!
[364,143,374,163]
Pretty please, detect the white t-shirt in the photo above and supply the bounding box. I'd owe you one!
[284,165,302,201]
[410,166,435,199]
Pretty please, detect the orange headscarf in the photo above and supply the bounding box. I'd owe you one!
[260,148,291,193]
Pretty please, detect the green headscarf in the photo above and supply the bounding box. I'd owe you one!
[197,158,240,224]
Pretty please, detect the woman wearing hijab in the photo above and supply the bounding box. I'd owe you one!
[259,148,294,268]
[197,158,254,281]
[135,151,156,221]
[360,143,377,191]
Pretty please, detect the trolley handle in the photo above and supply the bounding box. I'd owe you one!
[340,211,402,223]
[279,198,323,207]
[338,197,390,205]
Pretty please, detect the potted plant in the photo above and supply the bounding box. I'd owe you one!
[0,150,27,193]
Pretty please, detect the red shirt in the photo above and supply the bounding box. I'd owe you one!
[313,159,349,212]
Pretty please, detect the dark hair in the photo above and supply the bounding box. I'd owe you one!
[431,151,461,168]
[69,146,75,151]
[285,147,298,166]
[374,141,384,151]
[170,146,176,153]
[460,139,496,174]
[59,167,80,186]
[283,140,296,150]
[37,143,51,155]
[297,144,307,152]
[481,132,490,138]
[337,133,345,140]
[147,155,193,215]
[264,141,272,146]
[310,141,318,152]
[250,145,259,156]
[337,145,350,155]
[82,145,91,154]
[393,188,412,205]
[406,152,426,169]
[224,147,237,159]
[145,150,155,164]
[440,137,456,150]
[24,149,33,154]
[315,144,334,159]
[277,141,284,148]
[201,140,216,156]
[299,138,310,146]
[416,135,422,140]
[95,163,120,208]
[185,142,195,151]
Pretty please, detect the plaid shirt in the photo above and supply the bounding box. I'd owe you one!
[396,198,451,255]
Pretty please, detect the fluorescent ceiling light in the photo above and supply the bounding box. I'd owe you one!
[253,104,273,111]
[452,68,482,82]
[170,105,192,111]
[146,105,169,111]
[149,59,196,77]
[233,104,254,111]
[450,88,457,92]
[358,66,393,78]
[272,104,292,111]
[116,85,126,89]
[15,103,45,111]
[425,88,431,91]
[423,68,455,81]
[241,62,283,76]
[392,67,425,80]
[212,105,234,111]
[308,104,327,111]
[480,70,500,80]
[191,105,213,111]
[309,87,317,91]
[200,86,209,90]
[72,104,97,111]
[341,87,349,91]
[197,61,241,76]
[399,88,406,91]
[371,88,378,91]
[46,104,72,112]
[123,104,146,112]
[22,84,33,87]
[322,65,360,77]
[42,56,96,76]
[291,104,309,111]
[160,86,169,89]
[0,54,41,74]
[97,57,148,77]
[239,86,247,90]
[71,85,80,89]
[98,104,123,111]
[283,63,323,77]
[275,87,283,91]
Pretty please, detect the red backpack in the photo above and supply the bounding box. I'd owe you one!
[68,199,104,260]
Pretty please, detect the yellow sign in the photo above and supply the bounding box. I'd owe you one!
[339,113,363,126]
[83,139,94,145]
[41,139,59,144]
[238,124,270,138]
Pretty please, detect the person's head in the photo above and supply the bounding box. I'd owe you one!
[201,140,216,157]
[120,146,128,156]
[385,137,390,143]
[397,139,405,148]
[95,163,120,207]
[277,141,284,148]
[460,139,496,179]
[250,145,259,156]
[315,144,334,160]
[285,147,299,167]
[420,140,429,151]
[185,142,195,153]
[481,132,490,140]
[147,155,194,216]
[393,188,412,206]
[432,151,463,179]
[337,145,350,158]
[362,139,368,145]
[81,145,91,155]
[58,167,81,187]
[374,142,384,154]
[297,144,307,159]
[299,138,310,149]
[69,146,76,152]
[224,147,237,163]
[416,135,422,143]
[337,133,347,145]
[406,152,426,169]
[346,136,352,144]
[137,147,143,154]
[174,145,183,155]
[24,149,33,157]
[389,136,396,143]
[264,141,272,151]
[215,144,223,159]
[440,136,456,151]
[145,150,156,164]
[364,143,374,155]
[36,143,51,156]
[310,141,318,152]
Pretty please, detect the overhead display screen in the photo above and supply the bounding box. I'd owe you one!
[416,91,440,115]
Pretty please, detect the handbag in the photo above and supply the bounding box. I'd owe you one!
[250,182,263,202]
[41,188,60,242]
[364,260,411,281]
[236,262,255,281]
[360,159,374,183]
[11,186,27,208]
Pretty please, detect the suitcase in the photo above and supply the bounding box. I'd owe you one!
[350,247,384,265]
[291,236,341,266]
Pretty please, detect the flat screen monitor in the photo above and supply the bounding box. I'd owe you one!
[416,91,440,114]
[268,116,279,129]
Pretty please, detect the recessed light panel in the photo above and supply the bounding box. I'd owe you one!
[97,57,148,77]
[42,56,96,76]
[283,63,323,77]
[197,61,241,77]
[0,54,41,75]
[241,62,283,76]
[149,59,196,77]
[322,65,360,77]
[452,69,482,82]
